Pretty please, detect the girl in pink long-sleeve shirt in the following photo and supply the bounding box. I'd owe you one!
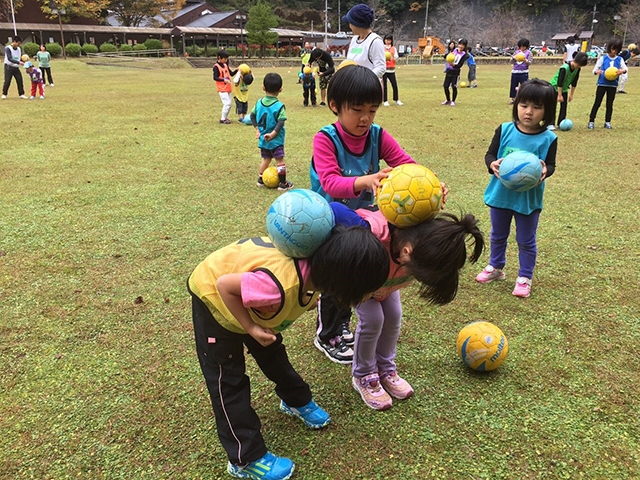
[308,64,446,367]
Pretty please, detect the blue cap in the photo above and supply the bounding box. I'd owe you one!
[23,61,33,69]
[342,4,374,29]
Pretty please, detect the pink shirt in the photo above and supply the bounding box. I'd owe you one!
[240,259,311,308]
[312,121,416,200]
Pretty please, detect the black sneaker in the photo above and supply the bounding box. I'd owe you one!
[340,323,354,346]
[314,336,353,364]
[278,181,294,191]
[319,102,326,106]
[257,177,265,187]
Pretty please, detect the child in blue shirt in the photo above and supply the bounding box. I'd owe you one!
[466,48,477,88]
[588,38,627,129]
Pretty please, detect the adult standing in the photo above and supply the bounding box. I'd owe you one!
[343,4,386,79]
[563,36,581,62]
[2,36,26,99]
[36,44,54,87]
[309,47,335,106]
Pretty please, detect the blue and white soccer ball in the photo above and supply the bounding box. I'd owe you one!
[559,119,573,131]
[266,189,335,258]
[498,151,543,192]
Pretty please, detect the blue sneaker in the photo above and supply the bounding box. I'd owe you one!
[227,452,295,480]
[280,399,331,429]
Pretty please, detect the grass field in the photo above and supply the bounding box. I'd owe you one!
[1,59,639,480]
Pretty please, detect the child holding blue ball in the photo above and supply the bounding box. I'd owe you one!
[476,79,557,298]
[188,226,388,480]
[549,51,588,130]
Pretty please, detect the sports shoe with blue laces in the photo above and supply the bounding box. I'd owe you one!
[280,399,331,429]
[227,452,295,480]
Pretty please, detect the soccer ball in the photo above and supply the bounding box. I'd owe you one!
[338,59,358,70]
[266,189,335,258]
[498,151,543,192]
[515,52,525,62]
[559,118,573,131]
[21,54,29,62]
[460,81,467,87]
[604,66,619,81]
[261,166,279,188]
[238,63,251,75]
[445,53,455,64]
[377,164,443,227]
[456,321,509,371]
[303,66,312,75]
[385,51,392,60]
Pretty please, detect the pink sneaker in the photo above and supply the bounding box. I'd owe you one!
[441,100,450,105]
[450,101,456,106]
[475,265,506,283]
[380,371,414,400]
[352,374,392,410]
[513,277,531,298]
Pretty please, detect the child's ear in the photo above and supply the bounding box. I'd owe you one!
[329,100,339,114]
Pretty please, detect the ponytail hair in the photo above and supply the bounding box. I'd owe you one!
[391,212,484,305]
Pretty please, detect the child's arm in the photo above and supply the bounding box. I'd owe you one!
[539,138,558,182]
[213,64,223,81]
[568,69,581,101]
[593,56,604,75]
[556,68,567,102]
[216,273,278,346]
[453,52,469,69]
[264,118,285,142]
[618,57,628,75]
[485,126,502,176]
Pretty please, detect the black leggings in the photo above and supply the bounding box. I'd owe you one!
[443,74,459,102]
[40,66,53,84]
[557,91,569,124]
[589,86,616,123]
[383,71,399,102]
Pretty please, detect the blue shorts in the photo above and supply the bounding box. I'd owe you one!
[260,146,285,159]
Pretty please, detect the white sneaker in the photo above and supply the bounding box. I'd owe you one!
[49,83,54,87]
[396,100,403,106]
[19,95,27,99]
[39,95,44,99]
[1,95,6,99]
[383,101,390,106]
[29,96,35,100]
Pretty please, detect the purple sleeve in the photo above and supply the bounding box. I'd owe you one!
[379,129,417,167]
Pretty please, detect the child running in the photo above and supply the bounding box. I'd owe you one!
[251,73,293,191]
[509,38,533,105]
[476,79,558,298]
[188,226,389,480]
[442,38,469,106]
[549,51,588,129]
[330,203,483,410]
[213,50,238,124]
[309,64,445,364]
[588,38,627,130]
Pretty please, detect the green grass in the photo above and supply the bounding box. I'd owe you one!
[1,59,639,479]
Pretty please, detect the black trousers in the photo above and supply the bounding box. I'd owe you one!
[316,293,351,342]
[383,71,399,102]
[557,91,569,124]
[443,74,459,101]
[303,85,316,105]
[191,294,312,466]
[589,86,616,123]
[3,64,24,96]
[41,66,53,84]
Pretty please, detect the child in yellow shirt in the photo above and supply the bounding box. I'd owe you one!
[233,69,254,123]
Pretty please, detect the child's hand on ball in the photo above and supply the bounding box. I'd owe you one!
[490,159,503,177]
[439,182,449,207]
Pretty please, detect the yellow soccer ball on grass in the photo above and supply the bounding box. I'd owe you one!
[262,166,280,188]
[456,321,509,371]
[377,164,443,227]
[460,81,467,87]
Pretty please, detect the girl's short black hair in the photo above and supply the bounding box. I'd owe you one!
[327,65,382,113]
[310,226,389,307]
[458,38,468,47]
[391,212,484,305]
[573,52,588,67]
[606,38,623,54]
[517,38,531,49]
[384,34,393,43]
[263,73,283,94]
[217,50,229,59]
[512,78,557,129]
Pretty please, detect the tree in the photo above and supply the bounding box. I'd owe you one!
[40,0,110,20]
[246,2,279,58]
[481,7,531,47]
[0,0,23,23]
[433,0,475,43]
[558,6,589,35]
[108,0,186,27]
